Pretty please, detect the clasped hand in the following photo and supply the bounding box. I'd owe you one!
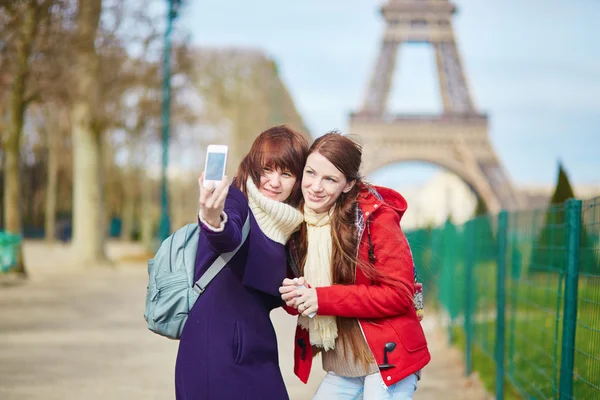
[279,277,318,317]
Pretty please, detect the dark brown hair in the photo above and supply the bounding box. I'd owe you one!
[296,131,381,368]
[234,125,309,207]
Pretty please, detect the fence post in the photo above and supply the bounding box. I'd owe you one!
[508,241,521,378]
[464,220,474,376]
[559,199,581,400]
[495,211,508,399]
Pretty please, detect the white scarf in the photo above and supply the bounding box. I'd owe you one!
[245,178,303,245]
[298,205,338,351]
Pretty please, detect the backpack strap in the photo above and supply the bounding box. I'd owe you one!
[192,213,251,295]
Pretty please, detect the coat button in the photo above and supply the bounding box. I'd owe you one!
[386,376,391,381]
[374,204,378,208]
[365,211,370,216]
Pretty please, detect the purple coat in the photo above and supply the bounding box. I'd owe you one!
[175,185,290,400]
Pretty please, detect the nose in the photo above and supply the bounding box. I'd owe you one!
[268,172,281,188]
[311,179,323,192]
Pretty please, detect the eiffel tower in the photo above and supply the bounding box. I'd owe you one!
[350,0,521,213]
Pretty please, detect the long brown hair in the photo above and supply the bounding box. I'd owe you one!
[296,132,386,368]
[234,125,309,207]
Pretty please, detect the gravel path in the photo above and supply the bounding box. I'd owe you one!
[0,241,490,399]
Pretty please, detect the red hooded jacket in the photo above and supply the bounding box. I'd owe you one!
[287,185,430,387]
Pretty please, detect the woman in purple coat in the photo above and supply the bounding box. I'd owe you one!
[175,126,309,399]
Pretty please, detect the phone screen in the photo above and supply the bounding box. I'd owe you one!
[205,152,226,180]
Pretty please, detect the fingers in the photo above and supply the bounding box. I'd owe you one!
[280,279,314,312]
[199,174,229,218]
[279,285,296,294]
[217,175,229,190]
[199,173,215,207]
[301,303,318,317]
[282,278,297,287]
[206,176,228,204]
[294,277,306,286]
[297,295,318,317]
[295,287,318,317]
[285,299,297,308]
[280,289,298,302]
[214,177,230,207]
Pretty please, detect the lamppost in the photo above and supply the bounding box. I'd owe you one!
[159,0,181,242]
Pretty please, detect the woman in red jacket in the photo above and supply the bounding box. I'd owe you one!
[280,132,430,399]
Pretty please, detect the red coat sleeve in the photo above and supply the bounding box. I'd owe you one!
[315,207,415,319]
[282,304,300,316]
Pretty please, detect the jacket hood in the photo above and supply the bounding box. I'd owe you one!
[360,184,408,220]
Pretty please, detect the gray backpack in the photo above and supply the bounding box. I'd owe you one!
[144,215,250,339]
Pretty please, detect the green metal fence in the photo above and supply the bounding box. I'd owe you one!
[0,232,21,273]
[407,197,600,400]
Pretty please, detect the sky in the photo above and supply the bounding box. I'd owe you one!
[179,0,600,190]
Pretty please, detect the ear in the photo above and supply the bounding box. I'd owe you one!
[342,179,356,194]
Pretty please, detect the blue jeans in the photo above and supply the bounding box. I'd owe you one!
[313,371,418,400]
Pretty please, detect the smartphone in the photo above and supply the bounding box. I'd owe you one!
[203,145,228,188]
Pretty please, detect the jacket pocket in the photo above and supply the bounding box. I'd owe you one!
[152,269,190,324]
[233,320,243,364]
[388,317,428,352]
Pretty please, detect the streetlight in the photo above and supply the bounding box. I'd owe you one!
[159,0,181,242]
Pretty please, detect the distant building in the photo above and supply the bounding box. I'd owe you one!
[399,172,600,230]
[399,171,477,230]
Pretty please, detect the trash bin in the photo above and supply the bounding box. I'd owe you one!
[0,232,21,273]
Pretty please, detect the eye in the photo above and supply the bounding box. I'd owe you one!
[305,170,314,176]
[263,166,273,173]
[325,177,336,182]
[282,171,293,178]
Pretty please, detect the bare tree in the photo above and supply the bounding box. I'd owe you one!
[39,103,70,242]
[1,0,58,275]
[192,49,311,174]
[70,0,105,264]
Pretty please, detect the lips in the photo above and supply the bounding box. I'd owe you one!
[306,192,324,202]
[263,188,281,198]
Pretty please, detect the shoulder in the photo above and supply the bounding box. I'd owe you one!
[357,184,407,220]
[369,206,402,233]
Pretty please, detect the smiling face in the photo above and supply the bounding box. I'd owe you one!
[259,166,297,202]
[301,152,355,214]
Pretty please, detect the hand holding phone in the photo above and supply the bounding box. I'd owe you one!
[198,172,229,228]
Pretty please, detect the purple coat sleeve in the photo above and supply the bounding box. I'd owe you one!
[198,185,249,254]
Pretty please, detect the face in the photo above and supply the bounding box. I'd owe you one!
[302,152,355,214]
[259,166,297,202]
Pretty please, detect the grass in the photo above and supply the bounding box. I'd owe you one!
[407,204,600,400]
[444,274,600,400]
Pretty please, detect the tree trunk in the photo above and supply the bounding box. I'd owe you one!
[120,138,136,241]
[3,3,40,276]
[140,172,154,250]
[44,124,59,242]
[97,129,109,256]
[4,103,23,236]
[120,167,136,241]
[71,0,107,265]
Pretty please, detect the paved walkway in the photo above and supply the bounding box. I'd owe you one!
[0,241,490,399]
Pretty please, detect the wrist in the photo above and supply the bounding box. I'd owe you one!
[199,211,228,232]
[204,217,221,228]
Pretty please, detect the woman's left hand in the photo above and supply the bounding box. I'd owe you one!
[295,286,319,317]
